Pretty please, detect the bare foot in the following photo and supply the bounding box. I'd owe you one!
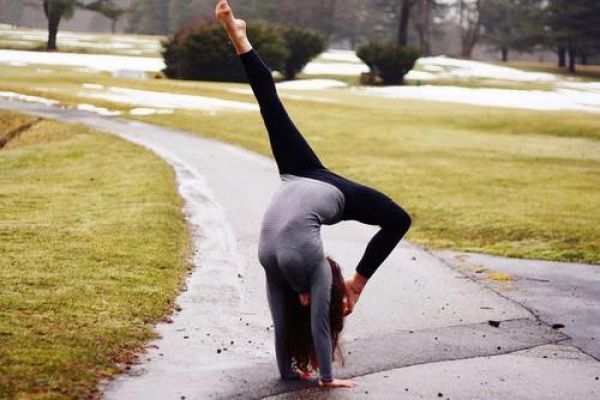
[215,0,251,54]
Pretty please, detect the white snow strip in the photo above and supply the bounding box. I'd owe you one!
[0,49,164,73]
[130,108,174,116]
[317,49,364,64]
[0,91,59,106]
[405,70,438,81]
[303,61,369,76]
[228,87,337,103]
[79,86,258,112]
[417,56,558,82]
[276,79,347,90]
[82,83,104,90]
[76,103,121,116]
[558,81,600,93]
[354,85,600,113]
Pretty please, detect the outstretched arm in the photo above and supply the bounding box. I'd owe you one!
[344,185,412,314]
[311,262,357,388]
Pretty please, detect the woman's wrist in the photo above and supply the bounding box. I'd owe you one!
[350,272,368,293]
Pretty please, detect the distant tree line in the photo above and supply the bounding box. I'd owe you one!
[32,1,600,72]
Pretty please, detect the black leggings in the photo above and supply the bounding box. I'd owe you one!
[240,48,411,278]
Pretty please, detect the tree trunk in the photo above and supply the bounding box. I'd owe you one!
[580,53,588,65]
[111,19,117,34]
[397,0,412,46]
[567,47,576,73]
[557,46,566,67]
[47,14,61,51]
[415,0,431,55]
[501,47,508,62]
[458,0,481,59]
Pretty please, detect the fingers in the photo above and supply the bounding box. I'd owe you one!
[298,371,312,381]
[343,281,356,316]
[319,378,359,388]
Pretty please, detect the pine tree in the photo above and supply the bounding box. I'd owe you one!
[480,0,544,62]
[546,0,600,72]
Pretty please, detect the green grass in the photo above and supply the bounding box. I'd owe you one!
[0,110,189,399]
[1,62,599,264]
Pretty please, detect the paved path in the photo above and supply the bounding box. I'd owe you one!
[433,250,600,359]
[2,98,598,399]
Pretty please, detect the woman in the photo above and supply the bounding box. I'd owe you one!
[216,0,412,389]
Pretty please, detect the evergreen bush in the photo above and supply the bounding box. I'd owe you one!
[162,22,289,82]
[281,27,326,80]
[356,42,420,85]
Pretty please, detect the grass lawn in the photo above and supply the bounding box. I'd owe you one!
[1,63,599,264]
[0,110,189,399]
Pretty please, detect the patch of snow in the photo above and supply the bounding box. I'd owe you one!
[420,64,446,73]
[405,70,437,81]
[303,61,369,76]
[228,87,336,103]
[354,85,600,113]
[417,56,558,82]
[130,108,174,116]
[76,103,121,116]
[558,81,600,93]
[317,49,364,64]
[0,91,59,106]
[0,26,162,56]
[82,83,104,90]
[79,86,258,112]
[112,69,148,80]
[0,49,164,73]
[276,79,347,90]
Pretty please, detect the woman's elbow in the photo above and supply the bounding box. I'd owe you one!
[388,206,412,236]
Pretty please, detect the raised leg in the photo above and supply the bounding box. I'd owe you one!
[216,0,324,175]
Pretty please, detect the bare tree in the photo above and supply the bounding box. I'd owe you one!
[414,0,434,54]
[457,0,481,58]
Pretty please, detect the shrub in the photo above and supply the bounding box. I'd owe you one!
[281,27,326,80]
[162,22,289,82]
[356,42,420,85]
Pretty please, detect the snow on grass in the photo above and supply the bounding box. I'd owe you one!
[0,26,162,56]
[405,70,438,81]
[0,91,60,106]
[79,86,258,112]
[0,49,163,73]
[129,108,174,116]
[76,103,122,116]
[303,60,369,76]
[82,83,104,90]
[353,85,600,113]
[276,79,348,90]
[417,56,558,82]
[558,81,600,92]
[316,49,364,64]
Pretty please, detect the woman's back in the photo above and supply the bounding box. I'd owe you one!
[258,174,344,291]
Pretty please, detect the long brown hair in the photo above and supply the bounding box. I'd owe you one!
[284,256,346,374]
